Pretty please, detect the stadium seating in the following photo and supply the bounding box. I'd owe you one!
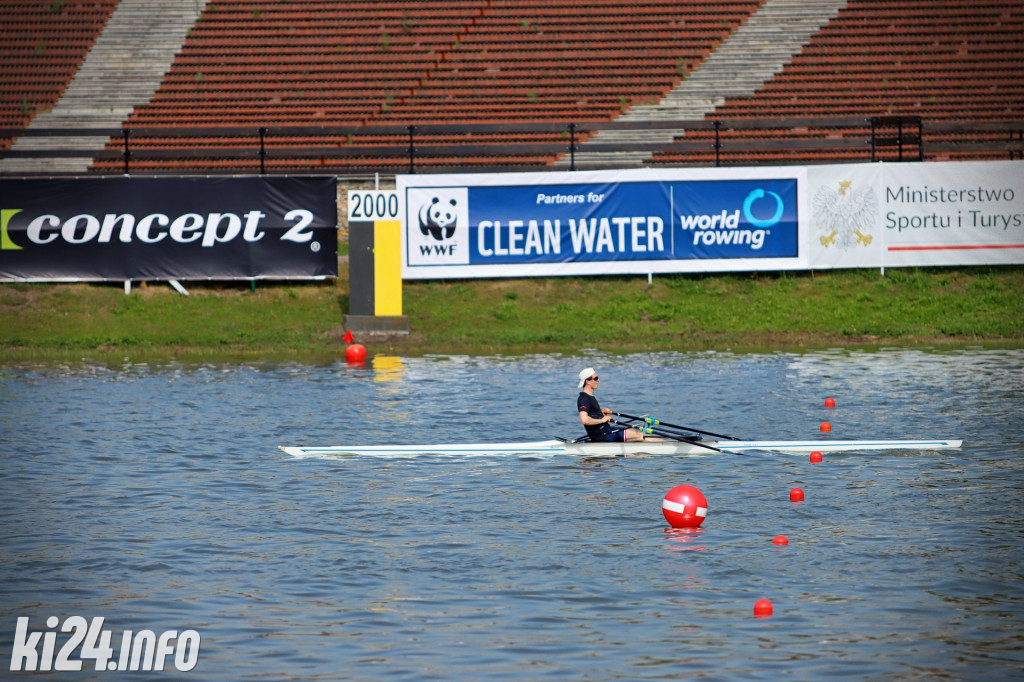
[0,0,119,149]
[650,0,1024,166]
[91,0,760,172]
[2,0,1021,172]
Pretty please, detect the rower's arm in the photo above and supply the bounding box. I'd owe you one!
[579,409,611,427]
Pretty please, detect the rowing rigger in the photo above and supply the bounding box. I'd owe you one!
[279,438,963,459]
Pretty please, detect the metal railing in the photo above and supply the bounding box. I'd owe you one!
[1,117,1021,176]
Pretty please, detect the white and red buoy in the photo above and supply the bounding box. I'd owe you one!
[662,485,708,528]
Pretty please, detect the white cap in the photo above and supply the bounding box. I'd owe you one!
[578,367,596,389]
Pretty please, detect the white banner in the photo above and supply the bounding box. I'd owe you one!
[396,160,1023,279]
[880,160,1023,267]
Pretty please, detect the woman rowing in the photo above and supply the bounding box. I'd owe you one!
[576,367,663,443]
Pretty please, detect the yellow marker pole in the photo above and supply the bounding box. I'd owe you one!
[373,219,402,316]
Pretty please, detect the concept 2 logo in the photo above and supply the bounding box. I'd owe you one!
[0,208,323,248]
[1,209,22,250]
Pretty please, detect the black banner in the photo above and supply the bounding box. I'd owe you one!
[0,177,337,281]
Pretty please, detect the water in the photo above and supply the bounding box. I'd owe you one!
[1,349,1022,680]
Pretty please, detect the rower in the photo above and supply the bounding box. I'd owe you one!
[576,368,663,443]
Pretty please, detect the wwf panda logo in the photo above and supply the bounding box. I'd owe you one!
[418,197,458,241]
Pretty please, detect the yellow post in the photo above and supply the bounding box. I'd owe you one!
[373,219,402,316]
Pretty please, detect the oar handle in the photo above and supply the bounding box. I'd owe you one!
[611,411,743,441]
[610,419,735,454]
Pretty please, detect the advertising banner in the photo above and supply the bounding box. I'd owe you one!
[0,177,337,281]
[398,167,809,279]
[808,160,1024,269]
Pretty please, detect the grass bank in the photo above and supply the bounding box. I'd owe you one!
[1,266,1021,363]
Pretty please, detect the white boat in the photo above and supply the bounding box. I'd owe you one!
[279,438,963,459]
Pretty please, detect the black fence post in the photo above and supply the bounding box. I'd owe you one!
[569,122,576,171]
[258,127,267,174]
[713,120,722,167]
[407,125,416,174]
[122,128,131,175]
[870,117,877,161]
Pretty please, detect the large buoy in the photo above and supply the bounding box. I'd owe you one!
[345,343,367,364]
[662,485,708,528]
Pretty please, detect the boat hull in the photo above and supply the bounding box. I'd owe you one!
[279,438,963,458]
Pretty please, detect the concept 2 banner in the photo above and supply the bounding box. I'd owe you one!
[0,177,337,281]
[397,167,808,279]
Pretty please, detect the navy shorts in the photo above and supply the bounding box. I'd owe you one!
[592,427,626,443]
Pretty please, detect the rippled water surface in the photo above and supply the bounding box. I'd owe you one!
[1,349,1022,680]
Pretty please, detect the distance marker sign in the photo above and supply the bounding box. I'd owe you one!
[347,190,402,316]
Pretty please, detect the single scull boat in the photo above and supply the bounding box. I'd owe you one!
[279,438,963,459]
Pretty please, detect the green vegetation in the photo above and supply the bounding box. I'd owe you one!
[0,267,1021,364]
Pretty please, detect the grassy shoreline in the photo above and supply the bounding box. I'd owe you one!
[1,266,1022,364]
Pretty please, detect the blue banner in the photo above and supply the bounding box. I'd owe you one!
[400,168,805,278]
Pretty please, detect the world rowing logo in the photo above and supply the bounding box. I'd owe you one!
[743,189,784,228]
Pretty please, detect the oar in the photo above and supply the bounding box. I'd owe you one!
[608,419,738,455]
[608,411,744,441]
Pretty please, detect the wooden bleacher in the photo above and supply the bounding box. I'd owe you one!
[650,0,1024,166]
[0,0,119,149]
[91,0,760,172]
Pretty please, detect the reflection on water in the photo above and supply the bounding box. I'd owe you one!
[0,349,1022,680]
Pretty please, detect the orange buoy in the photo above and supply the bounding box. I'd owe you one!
[772,535,789,545]
[820,422,832,432]
[824,397,836,408]
[789,487,805,502]
[345,343,367,364]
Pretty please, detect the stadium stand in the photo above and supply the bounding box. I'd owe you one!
[88,0,760,173]
[0,0,1021,174]
[0,0,119,147]
[649,0,1024,166]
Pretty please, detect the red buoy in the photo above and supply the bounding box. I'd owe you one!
[824,397,836,408]
[772,535,789,545]
[820,421,832,432]
[345,343,367,364]
[662,485,708,528]
[809,450,823,463]
[753,598,774,617]
[790,487,805,502]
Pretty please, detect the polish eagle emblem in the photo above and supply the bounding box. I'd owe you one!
[812,179,879,250]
